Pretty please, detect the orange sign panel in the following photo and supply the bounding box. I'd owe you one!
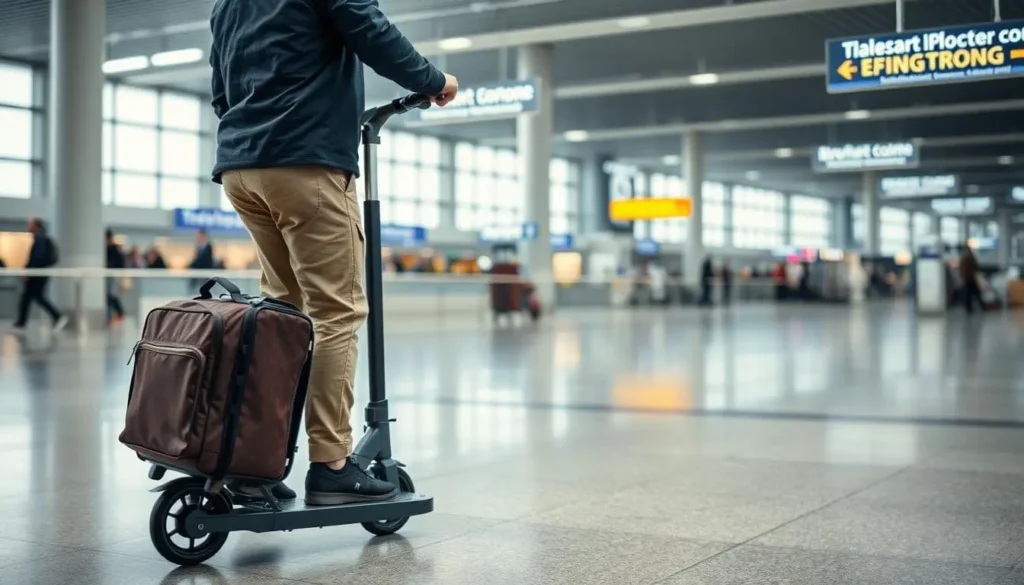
[609,198,692,221]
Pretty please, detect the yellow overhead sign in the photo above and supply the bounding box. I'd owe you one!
[609,198,692,221]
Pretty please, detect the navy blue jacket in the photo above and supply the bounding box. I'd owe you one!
[209,0,446,182]
[26,234,54,270]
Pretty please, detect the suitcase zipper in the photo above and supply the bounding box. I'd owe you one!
[136,342,205,363]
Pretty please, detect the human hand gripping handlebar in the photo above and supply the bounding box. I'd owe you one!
[360,94,432,138]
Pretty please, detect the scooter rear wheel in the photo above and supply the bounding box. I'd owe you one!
[361,467,414,536]
[149,479,233,566]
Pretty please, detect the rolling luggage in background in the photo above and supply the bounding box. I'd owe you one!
[119,277,314,483]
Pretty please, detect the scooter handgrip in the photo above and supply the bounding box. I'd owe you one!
[397,94,431,112]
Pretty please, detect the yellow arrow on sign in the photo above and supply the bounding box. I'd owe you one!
[836,59,859,81]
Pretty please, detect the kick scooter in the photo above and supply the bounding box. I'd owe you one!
[144,94,435,566]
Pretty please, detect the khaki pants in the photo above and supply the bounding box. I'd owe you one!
[223,167,368,464]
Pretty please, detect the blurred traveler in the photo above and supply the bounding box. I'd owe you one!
[960,244,983,314]
[699,256,714,305]
[799,260,811,300]
[189,229,215,270]
[145,248,167,269]
[773,262,787,301]
[9,218,67,335]
[126,246,142,268]
[721,260,733,305]
[188,229,215,290]
[105,229,125,323]
[211,0,458,504]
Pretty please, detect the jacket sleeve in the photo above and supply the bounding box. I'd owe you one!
[323,0,447,95]
[210,45,229,119]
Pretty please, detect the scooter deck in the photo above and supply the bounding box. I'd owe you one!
[186,492,433,536]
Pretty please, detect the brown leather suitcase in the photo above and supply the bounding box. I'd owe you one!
[119,277,313,483]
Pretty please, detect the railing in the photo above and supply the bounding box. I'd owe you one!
[0,268,779,332]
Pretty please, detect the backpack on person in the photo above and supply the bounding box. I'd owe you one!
[44,237,59,267]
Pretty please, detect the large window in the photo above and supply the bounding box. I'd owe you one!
[647,173,687,243]
[912,212,933,249]
[346,130,444,228]
[454,143,522,231]
[104,84,204,209]
[453,141,581,233]
[703,182,727,247]
[790,195,832,248]
[940,217,962,246]
[0,61,37,199]
[550,158,580,235]
[732,185,785,249]
[879,207,910,255]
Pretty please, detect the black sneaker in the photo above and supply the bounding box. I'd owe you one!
[227,481,297,501]
[305,458,399,506]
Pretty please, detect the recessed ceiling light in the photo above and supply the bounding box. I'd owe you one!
[661,155,681,165]
[688,73,720,86]
[844,109,872,120]
[998,155,1015,165]
[617,16,651,28]
[774,147,795,158]
[102,56,149,74]
[150,48,204,67]
[564,130,590,142]
[745,170,761,181]
[438,37,473,51]
[966,184,981,194]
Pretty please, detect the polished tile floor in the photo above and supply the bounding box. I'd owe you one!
[3,303,1024,584]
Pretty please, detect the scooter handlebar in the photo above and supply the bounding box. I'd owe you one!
[361,94,432,130]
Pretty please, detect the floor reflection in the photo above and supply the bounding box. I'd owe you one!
[3,304,1024,582]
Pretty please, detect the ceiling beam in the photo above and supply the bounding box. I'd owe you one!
[618,134,1024,166]
[554,63,824,99]
[415,0,898,55]
[559,99,1024,142]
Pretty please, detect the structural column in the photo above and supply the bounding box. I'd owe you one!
[833,197,851,249]
[861,171,880,256]
[517,44,555,306]
[683,131,704,288]
[199,104,220,208]
[49,0,107,329]
[998,212,1012,269]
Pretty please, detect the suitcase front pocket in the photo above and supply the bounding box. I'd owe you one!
[124,342,206,459]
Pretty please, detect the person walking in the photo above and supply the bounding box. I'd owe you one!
[211,0,458,505]
[720,260,733,305]
[105,229,126,323]
[960,244,983,314]
[699,256,715,306]
[9,218,67,335]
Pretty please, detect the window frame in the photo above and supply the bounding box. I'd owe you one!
[105,82,208,209]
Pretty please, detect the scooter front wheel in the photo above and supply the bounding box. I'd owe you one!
[361,467,415,536]
[149,479,232,566]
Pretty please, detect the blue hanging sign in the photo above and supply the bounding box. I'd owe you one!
[406,78,540,124]
[174,208,246,232]
[635,239,661,256]
[478,222,539,244]
[827,20,1024,93]
[550,233,574,251]
[380,225,428,246]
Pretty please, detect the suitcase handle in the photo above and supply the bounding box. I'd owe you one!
[196,277,247,303]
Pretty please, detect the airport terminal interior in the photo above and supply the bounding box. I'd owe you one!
[6,0,1024,583]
